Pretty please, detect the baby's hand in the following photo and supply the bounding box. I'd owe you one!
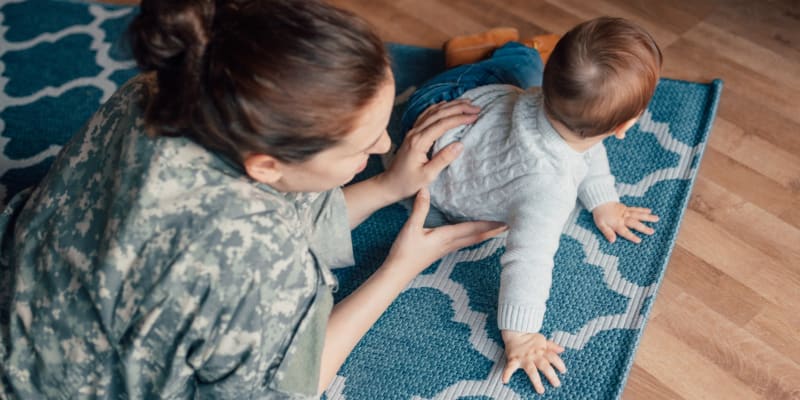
[501,330,566,394]
[592,201,659,244]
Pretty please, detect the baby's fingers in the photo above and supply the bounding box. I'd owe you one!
[598,223,618,243]
[537,359,561,389]
[547,352,567,374]
[523,364,546,394]
[616,226,642,244]
[627,219,655,235]
[627,208,659,222]
[547,340,565,353]
[502,358,522,384]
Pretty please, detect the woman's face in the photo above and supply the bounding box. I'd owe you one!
[272,74,395,192]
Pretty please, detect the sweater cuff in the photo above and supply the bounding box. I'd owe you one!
[497,303,545,333]
[579,183,620,211]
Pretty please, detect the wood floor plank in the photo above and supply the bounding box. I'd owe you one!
[433,0,541,37]
[708,117,800,192]
[745,303,800,365]
[689,177,800,270]
[622,365,685,400]
[613,0,715,33]
[713,89,800,159]
[705,0,800,64]
[653,287,800,400]
[683,22,800,94]
[661,39,800,125]
[615,0,717,34]
[391,0,487,38]
[446,0,572,38]
[663,247,766,327]
[635,282,765,400]
[697,148,800,229]
[328,0,449,47]
[677,209,800,311]
[543,0,682,47]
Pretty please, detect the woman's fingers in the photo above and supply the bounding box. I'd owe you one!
[409,113,478,153]
[434,220,507,250]
[412,101,445,128]
[424,142,463,181]
[414,101,480,137]
[411,100,453,130]
[407,188,431,229]
[413,99,478,129]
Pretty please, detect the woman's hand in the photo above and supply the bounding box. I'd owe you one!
[592,202,659,244]
[321,188,505,393]
[501,330,567,394]
[387,188,507,276]
[378,99,480,201]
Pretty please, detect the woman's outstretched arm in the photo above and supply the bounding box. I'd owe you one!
[318,189,506,393]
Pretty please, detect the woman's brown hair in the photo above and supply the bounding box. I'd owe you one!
[542,17,662,137]
[128,0,390,163]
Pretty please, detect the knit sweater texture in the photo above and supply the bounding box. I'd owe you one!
[429,84,620,333]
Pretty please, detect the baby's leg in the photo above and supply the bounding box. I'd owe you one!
[481,42,545,90]
[400,42,545,134]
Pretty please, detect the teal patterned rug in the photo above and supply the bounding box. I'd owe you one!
[0,1,722,399]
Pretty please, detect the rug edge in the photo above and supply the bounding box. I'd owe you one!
[613,78,724,399]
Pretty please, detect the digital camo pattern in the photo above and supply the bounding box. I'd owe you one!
[0,2,722,399]
[0,9,355,396]
[0,74,355,398]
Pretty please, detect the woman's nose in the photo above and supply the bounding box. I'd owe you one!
[372,131,392,154]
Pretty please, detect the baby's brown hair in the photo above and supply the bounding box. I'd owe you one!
[542,17,662,137]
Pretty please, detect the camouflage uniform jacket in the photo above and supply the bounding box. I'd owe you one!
[0,75,353,399]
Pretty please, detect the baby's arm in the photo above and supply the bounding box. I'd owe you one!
[578,143,659,243]
[577,142,619,210]
[498,179,574,393]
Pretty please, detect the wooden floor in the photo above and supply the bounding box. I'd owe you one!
[106,0,800,399]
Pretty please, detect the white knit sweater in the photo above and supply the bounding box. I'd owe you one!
[429,84,620,333]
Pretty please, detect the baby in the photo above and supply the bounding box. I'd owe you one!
[400,17,662,394]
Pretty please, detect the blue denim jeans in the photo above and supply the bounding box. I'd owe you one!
[400,42,545,134]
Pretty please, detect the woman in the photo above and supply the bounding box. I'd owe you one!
[0,0,504,398]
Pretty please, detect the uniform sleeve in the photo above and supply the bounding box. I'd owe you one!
[173,213,325,399]
[306,188,354,270]
[577,143,620,211]
[498,175,576,333]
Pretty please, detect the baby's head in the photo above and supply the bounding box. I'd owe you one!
[542,17,662,138]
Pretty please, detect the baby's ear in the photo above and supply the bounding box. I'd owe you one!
[243,154,283,184]
[613,117,639,139]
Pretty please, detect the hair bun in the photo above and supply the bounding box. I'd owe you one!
[128,0,214,71]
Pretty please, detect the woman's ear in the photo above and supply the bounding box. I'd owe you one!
[243,154,283,184]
